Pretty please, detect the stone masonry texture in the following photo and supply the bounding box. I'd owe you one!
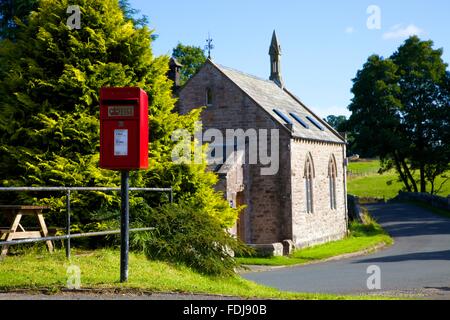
[177,61,347,248]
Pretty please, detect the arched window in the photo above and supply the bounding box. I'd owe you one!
[328,155,337,210]
[304,153,315,214]
[206,88,213,106]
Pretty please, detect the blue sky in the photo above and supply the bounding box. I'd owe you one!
[130,0,450,118]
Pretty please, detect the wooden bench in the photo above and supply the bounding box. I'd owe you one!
[0,205,54,257]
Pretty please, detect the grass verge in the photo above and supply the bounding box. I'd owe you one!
[236,211,393,267]
[0,248,390,300]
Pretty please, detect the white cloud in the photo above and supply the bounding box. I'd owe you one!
[345,27,355,34]
[382,24,424,40]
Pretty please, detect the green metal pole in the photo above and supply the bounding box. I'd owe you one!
[120,171,130,282]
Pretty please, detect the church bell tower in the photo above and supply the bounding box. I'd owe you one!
[269,30,284,88]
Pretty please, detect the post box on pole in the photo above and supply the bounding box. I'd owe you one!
[99,87,149,282]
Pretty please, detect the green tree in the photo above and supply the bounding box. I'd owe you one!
[0,0,38,40]
[324,115,360,157]
[172,43,207,85]
[0,0,237,229]
[391,36,450,193]
[0,0,149,40]
[324,115,347,132]
[348,55,416,191]
[118,0,149,28]
[348,37,450,194]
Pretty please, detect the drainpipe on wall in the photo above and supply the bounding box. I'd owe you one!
[342,133,349,234]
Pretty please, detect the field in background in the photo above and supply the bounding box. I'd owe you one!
[347,160,382,176]
[347,159,450,199]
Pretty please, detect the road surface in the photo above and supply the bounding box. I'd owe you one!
[243,202,450,297]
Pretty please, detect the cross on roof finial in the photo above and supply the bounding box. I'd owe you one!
[205,33,214,59]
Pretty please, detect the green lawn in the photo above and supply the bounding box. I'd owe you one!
[348,171,403,199]
[348,160,381,174]
[0,248,386,300]
[347,160,450,200]
[237,214,393,267]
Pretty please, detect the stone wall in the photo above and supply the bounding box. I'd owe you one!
[290,139,348,248]
[178,62,292,244]
[215,151,245,207]
[178,62,347,247]
[395,192,450,211]
[215,152,244,208]
[214,151,245,236]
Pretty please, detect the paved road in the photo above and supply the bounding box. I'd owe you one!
[243,202,450,296]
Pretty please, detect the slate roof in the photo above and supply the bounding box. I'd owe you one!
[210,60,345,144]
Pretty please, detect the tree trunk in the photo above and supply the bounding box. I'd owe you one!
[401,158,418,193]
[420,164,426,193]
[393,153,411,192]
[430,179,435,195]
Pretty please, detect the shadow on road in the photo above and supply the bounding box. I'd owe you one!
[243,202,450,295]
[354,250,450,264]
[367,203,450,238]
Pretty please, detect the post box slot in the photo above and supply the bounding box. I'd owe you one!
[101,99,139,105]
[101,99,139,119]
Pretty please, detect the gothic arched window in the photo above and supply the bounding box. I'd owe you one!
[304,153,315,214]
[328,155,337,210]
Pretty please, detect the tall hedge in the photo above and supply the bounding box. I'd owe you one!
[0,0,238,229]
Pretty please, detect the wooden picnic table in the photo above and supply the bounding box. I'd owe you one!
[0,205,54,257]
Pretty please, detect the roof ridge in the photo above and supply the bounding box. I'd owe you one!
[215,63,276,85]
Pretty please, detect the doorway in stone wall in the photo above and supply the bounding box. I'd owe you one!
[236,191,246,242]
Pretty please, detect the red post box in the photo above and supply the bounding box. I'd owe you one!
[99,87,149,170]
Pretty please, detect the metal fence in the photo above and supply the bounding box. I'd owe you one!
[0,186,172,259]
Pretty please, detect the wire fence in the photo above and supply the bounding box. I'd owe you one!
[0,186,172,259]
[347,169,380,178]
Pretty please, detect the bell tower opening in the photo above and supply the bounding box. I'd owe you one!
[269,30,284,88]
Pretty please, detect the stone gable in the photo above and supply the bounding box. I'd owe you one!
[177,60,348,248]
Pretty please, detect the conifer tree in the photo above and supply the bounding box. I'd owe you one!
[0,0,237,228]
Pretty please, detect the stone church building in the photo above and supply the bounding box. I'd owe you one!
[175,31,348,253]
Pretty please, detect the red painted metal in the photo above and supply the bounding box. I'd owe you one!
[99,87,149,170]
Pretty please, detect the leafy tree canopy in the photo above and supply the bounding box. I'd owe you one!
[324,115,360,157]
[324,115,347,132]
[347,36,450,194]
[119,0,149,29]
[0,0,38,40]
[172,43,207,86]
